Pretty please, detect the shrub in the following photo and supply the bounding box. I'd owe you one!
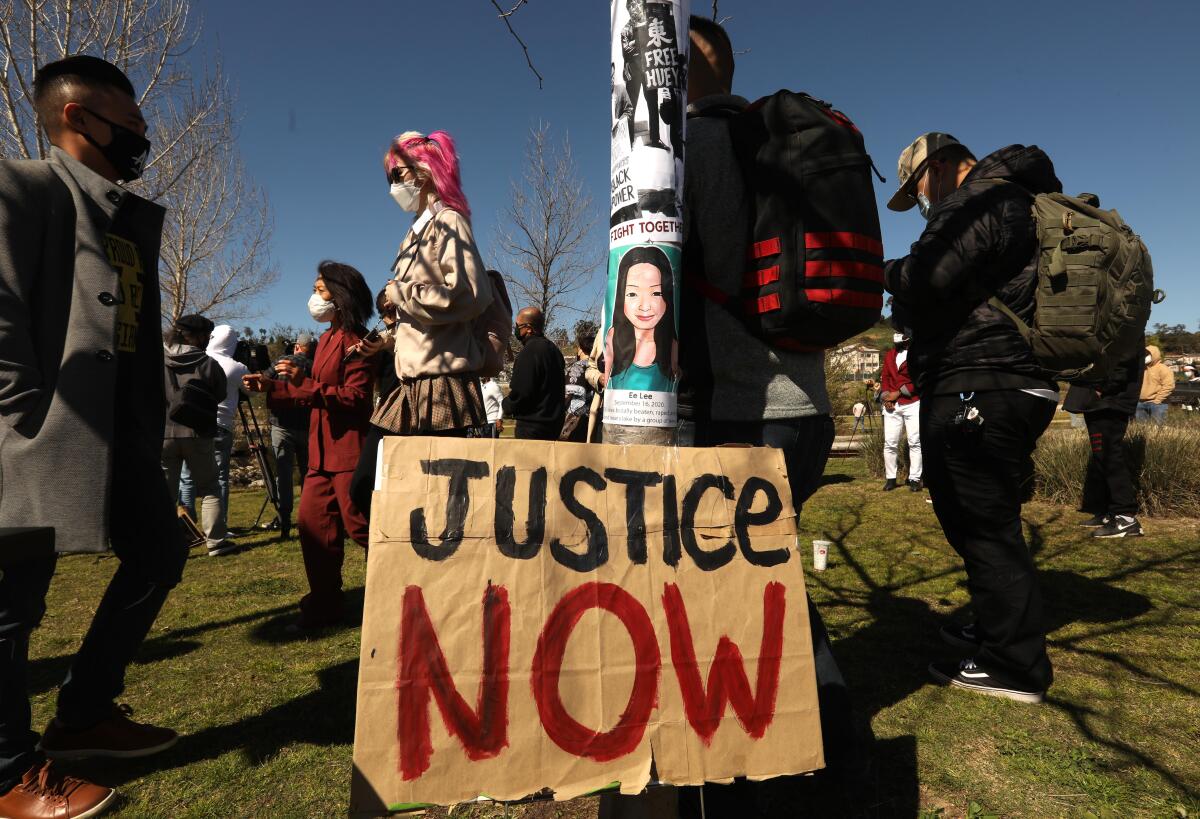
[861,426,911,480]
[860,413,1199,518]
[1034,417,1200,518]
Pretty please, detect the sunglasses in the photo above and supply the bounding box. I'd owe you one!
[387,165,418,185]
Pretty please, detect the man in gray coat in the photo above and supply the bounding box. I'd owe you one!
[0,56,186,817]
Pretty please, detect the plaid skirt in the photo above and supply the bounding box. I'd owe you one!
[371,373,487,435]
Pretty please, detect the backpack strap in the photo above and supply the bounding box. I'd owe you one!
[974,178,1038,343]
[393,214,439,283]
[986,296,1033,345]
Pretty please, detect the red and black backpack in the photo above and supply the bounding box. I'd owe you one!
[692,90,886,351]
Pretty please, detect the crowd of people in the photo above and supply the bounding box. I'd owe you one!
[0,12,1172,814]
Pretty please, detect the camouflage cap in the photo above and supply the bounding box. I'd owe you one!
[886,132,963,212]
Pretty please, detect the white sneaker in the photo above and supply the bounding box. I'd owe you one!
[207,539,238,556]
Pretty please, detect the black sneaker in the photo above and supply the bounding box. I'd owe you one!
[1078,514,1110,527]
[939,622,980,650]
[882,479,898,492]
[1092,516,1143,538]
[907,480,922,492]
[928,659,1044,704]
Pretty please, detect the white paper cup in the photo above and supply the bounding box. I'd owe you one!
[812,540,832,571]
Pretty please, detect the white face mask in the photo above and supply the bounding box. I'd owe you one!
[1145,354,1153,365]
[390,182,421,212]
[308,292,336,322]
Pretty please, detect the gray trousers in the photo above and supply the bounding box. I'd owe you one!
[162,436,226,549]
[270,425,309,522]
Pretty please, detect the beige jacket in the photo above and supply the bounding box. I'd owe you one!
[1140,345,1175,403]
[385,205,492,379]
[584,334,606,442]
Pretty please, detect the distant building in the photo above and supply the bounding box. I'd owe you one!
[830,344,881,378]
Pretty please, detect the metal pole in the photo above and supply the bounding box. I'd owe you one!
[604,0,689,446]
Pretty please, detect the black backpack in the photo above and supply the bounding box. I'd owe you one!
[692,91,886,351]
[167,368,219,436]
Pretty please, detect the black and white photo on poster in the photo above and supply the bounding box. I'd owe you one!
[610,0,688,245]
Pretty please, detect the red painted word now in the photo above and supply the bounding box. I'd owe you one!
[396,580,787,780]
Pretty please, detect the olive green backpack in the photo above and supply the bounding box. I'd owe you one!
[988,186,1158,381]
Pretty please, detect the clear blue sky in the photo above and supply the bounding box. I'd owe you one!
[199,0,1199,335]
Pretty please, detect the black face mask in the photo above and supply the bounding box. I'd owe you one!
[79,107,151,182]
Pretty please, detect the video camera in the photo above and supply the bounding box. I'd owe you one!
[234,339,272,373]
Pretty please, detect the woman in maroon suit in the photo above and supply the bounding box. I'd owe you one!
[244,260,374,630]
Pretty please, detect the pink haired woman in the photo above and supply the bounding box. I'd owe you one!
[364,130,493,436]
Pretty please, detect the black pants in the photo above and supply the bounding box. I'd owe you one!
[625,78,660,145]
[1081,410,1137,517]
[921,391,1056,691]
[0,444,187,790]
[514,420,561,441]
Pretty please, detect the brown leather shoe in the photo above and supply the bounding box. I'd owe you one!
[39,704,177,760]
[0,760,116,818]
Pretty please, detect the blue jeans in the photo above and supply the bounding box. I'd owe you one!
[1135,401,1167,424]
[0,449,188,789]
[180,426,233,534]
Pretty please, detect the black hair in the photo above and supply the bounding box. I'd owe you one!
[577,331,596,353]
[611,245,676,381]
[375,286,397,322]
[33,55,136,135]
[688,15,735,79]
[316,260,373,336]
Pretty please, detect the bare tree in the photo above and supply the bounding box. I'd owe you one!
[493,123,600,330]
[0,0,276,324]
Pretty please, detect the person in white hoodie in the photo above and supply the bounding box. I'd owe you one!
[181,325,248,542]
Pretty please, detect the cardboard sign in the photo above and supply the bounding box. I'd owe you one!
[351,438,823,814]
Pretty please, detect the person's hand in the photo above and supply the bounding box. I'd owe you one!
[882,390,901,403]
[349,334,391,358]
[598,373,607,390]
[274,360,303,386]
[883,400,896,413]
[242,373,268,393]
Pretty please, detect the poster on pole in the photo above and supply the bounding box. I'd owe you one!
[606,0,688,434]
[350,437,824,814]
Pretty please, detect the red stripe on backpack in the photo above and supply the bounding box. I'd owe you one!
[804,260,883,283]
[743,265,781,288]
[748,237,782,260]
[804,231,884,257]
[805,289,883,309]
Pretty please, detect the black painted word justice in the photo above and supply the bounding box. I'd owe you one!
[406,458,791,572]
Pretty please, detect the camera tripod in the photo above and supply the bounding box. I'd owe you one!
[846,382,879,451]
[237,394,283,530]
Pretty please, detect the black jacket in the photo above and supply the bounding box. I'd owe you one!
[884,145,1062,394]
[502,334,566,429]
[163,344,226,438]
[1063,351,1144,416]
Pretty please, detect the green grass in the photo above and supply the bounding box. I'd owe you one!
[29,457,1199,818]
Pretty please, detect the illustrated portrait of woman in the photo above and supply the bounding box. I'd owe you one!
[604,244,678,393]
